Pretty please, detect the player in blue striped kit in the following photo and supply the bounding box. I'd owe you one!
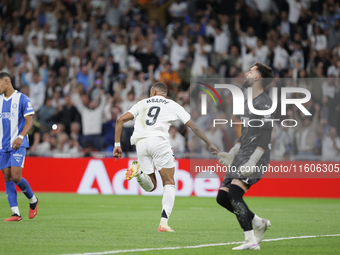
[0,72,39,221]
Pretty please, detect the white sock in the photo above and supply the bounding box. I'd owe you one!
[29,195,37,204]
[252,214,263,228]
[11,206,20,216]
[136,172,154,192]
[244,230,257,243]
[160,185,175,224]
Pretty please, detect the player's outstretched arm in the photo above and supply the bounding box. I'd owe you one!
[185,120,219,155]
[113,112,134,159]
[12,115,34,150]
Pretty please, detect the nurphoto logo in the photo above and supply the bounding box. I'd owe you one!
[198,83,312,128]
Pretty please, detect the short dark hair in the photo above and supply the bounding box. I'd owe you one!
[0,72,11,80]
[152,82,168,94]
[253,62,274,88]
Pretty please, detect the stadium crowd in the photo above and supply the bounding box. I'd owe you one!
[1,0,340,160]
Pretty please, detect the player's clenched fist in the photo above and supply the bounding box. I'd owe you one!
[11,137,23,150]
[208,144,219,155]
[113,143,122,161]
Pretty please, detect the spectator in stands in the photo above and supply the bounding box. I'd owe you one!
[209,26,228,69]
[255,38,269,65]
[159,61,181,95]
[310,25,328,51]
[322,127,340,161]
[242,48,257,72]
[275,11,292,37]
[72,89,106,151]
[120,90,136,155]
[38,97,55,131]
[170,35,188,71]
[235,14,258,57]
[222,46,242,76]
[35,133,58,157]
[133,43,159,73]
[57,133,69,153]
[328,18,340,49]
[26,35,43,68]
[327,55,340,78]
[289,41,305,69]
[70,122,82,145]
[62,138,82,157]
[27,119,41,155]
[110,34,128,72]
[273,38,289,76]
[322,75,336,99]
[272,123,294,160]
[106,0,123,27]
[10,25,24,47]
[294,104,320,160]
[76,65,91,92]
[35,133,51,157]
[53,94,80,135]
[286,0,304,25]
[44,36,61,67]
[27,71,47,111]
[139,0,176,28]
[177,60,190,91]
[205,65,220,78]
[168,0,188,22]
[191,35,211,77]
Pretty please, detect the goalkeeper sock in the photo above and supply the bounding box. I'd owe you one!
[228,184,254,231]
[161,185,175,224]
[252,214,263,228]
[136,172,154,192]
[216,189,234,213]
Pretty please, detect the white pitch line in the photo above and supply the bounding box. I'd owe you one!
[61,234,340,255]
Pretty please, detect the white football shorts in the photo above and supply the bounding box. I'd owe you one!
[136,136,175,174]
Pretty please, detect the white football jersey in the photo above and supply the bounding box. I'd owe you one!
[128,95,190,145]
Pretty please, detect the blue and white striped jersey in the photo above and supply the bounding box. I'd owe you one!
[0,90,35,151]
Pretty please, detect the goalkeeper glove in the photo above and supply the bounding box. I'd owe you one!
[218,143,241,167]
[240,148,264,177]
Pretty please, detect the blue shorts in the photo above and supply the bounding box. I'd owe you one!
[0,147,26,170]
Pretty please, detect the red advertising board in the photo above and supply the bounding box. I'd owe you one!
[0,158,339,198]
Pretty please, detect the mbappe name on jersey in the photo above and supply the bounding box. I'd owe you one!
[146,98,169,104]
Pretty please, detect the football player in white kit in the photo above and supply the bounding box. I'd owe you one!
[113,82,219,232]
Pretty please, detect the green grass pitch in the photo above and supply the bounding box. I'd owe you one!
[0,193,339,255]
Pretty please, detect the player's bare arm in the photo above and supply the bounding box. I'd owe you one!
[185,120,219,155]
[12,115,34,150]
[113,112,134,159]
